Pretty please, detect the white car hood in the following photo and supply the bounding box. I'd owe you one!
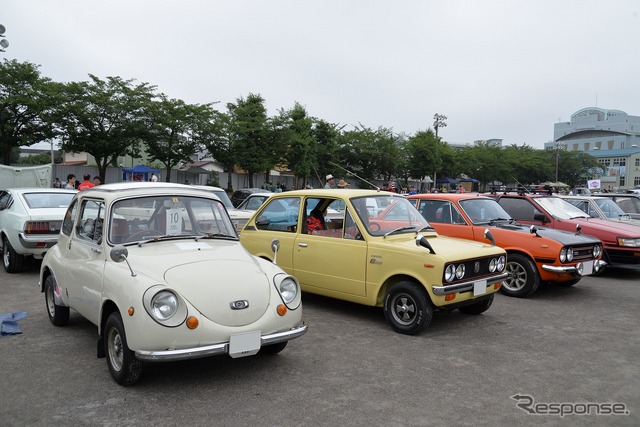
[132,242,271,327]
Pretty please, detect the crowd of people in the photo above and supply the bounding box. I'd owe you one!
[53,173,102,190]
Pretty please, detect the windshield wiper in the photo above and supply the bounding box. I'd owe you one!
[418,225,436,232]
[488,218,512,225]
[133,234,201,246]
[201,233,238,240]
[384,226,417,237]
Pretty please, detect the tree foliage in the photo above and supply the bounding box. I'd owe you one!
[0,59,57,165]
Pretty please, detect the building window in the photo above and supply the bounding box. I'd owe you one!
[635,177,640,187]
[598,159,611,167]
[620,176,625,186]
[636,158,640,167]
[612,158,626,167]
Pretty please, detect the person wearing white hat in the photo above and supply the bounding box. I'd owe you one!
[325,174,334,189]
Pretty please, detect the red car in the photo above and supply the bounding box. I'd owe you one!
[407,193,605,297]
[489,191,640,267]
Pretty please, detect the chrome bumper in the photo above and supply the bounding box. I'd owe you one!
[18,232,59,249]
[541,260,607,275]
[135,321,308,362]
[432,273,509,296]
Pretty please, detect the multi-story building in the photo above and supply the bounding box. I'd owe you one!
[545,107,640,191]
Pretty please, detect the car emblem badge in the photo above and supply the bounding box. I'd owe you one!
[474,262,480,273]
[230,300,249,310]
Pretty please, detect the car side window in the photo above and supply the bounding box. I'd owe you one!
[498,198,539,221]
[76,199,105,244]
[344,208,363,240]
[62,200,79,236]
[255,197,300,232]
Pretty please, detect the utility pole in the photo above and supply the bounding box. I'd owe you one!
[433,113,447,138]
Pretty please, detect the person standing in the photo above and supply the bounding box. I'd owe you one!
[65,174,76,189]
[324,174,334,189]
[93,176,102,186]
[150,173,158,182]
[78,173,95,190]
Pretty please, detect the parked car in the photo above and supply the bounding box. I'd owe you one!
[231,188,271,207]
[39,182,307,386]
[490,191,640,267]
[0,188,76,273]
[235,192,275,211]
[558,195,640,226]
[191,185,254,233]
[407,193,605,297]
[592,193,640,220]
[240,189,508,335]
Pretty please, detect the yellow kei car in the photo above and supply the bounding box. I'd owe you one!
[240,189,508,335]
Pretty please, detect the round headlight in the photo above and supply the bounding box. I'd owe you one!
[559,248,567,263]
[593,245,602,258]
[566,247,574,262]
[455,264,465,279]
[445,264,456,282]
[489,258,497,272]
[279,277,298,304]
[151,291,178,321]
[497,255,506,271]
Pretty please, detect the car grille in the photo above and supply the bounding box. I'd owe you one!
[24,221,62,235]
[570,245,595,260]
[442,255,503,283]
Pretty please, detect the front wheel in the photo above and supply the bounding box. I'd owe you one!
[3,238,25,274]
[259,341,287,355]
[383,281,433,335]
[501,253,539,298]
[104,312,143,386]
[44,275,69,326]
[459,294,495,314]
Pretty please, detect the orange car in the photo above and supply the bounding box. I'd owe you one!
[406,193,606,297]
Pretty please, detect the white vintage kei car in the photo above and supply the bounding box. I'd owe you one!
[39,182,307,386]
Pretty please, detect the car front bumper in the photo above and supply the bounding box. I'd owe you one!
[134,321,308,362]
[542,259,607,275]
[432,273,509,296]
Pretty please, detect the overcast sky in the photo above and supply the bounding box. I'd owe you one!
[3,1,639,149]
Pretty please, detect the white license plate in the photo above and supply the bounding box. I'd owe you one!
[582,260,594,276]
[473,279,488,296]
[229,331,261,358]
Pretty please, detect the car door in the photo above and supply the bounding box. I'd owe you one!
[416,199,475,241]
[292,208,367,297]
[61,198,107,324]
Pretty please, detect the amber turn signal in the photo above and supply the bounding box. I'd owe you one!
[494,282,502,290]
[277,304,287,316]
[445,294,456,302]
[186,316,199,329]
[128,307,134,316]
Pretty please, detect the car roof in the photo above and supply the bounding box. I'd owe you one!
[408,193,493,201]
[2,188,77,195]
[74,182,222,202]
[266,188,400,198]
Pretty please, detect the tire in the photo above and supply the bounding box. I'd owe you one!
[44,275,69,326]
[3,238,25,274]
[557,278,580,287]
[459,294,495,314]
[501,253,539,298]
[104,312,143,386]
[259,341,288,355]
[383,281,433,335]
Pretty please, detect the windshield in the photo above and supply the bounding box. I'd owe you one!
[351,195,428,236]
[536,197,588,219]
[109,195,236,244]
[459,198,512,224]
[593,197,629,219]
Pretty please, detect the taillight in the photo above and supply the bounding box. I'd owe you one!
[25,221,57,234]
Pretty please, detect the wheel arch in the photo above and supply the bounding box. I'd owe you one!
[376,274,432,307]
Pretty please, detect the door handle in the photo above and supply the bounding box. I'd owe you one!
[298,242,308,247]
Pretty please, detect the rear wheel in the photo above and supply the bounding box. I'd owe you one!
[3,238,25,274]
[44,275,69,326]
[104,312,143,386]
[501,253,539,298]
[383,281,433,335]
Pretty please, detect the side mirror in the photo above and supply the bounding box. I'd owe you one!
[533,213,548,223]
[529,225,540,237]
[110,245,136,277]
[415,235,436,254]
[271,238,280,264]
[484,229,496,246]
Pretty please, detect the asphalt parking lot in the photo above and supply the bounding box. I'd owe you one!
[1,260,639,426]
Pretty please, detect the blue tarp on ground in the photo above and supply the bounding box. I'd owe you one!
[0,311,28,336]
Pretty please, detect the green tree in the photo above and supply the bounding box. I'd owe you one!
[227,94,271,187]
[405,129,443,191]
[144,95,213,182]
[278,103,315,186]
[0,59,57,165]
[53,74,156,180]
[200,110,236,192]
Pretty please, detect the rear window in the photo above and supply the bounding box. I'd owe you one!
[23,193,75,209]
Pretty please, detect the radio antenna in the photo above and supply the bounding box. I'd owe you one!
[329,161,380,191]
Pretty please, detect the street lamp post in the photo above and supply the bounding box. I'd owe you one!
[555,142,566,183]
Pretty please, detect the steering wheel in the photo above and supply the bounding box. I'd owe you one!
[126,229,164,242]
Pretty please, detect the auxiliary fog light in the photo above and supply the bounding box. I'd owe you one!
[575,262,584,276]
